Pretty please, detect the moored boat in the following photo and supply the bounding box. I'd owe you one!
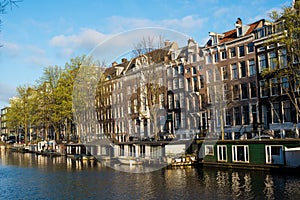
[117,156,142,165]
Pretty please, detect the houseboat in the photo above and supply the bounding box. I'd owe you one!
[198,139,300,170]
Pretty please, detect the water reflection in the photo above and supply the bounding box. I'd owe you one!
[0,149,99,171]
[1,148,300,200]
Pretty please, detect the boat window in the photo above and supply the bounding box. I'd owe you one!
[232,145,249,163]
[205,145,214,156]
[265,145,284,165]
[217,145,227,162]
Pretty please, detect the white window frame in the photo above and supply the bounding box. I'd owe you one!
[232,145,249,163]
[248,59,256,76]
[217,145,227,162]
[205,145,214,156]
[265,145,284,165]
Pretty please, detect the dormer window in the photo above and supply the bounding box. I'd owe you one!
[235,18,250,37]
[209,32,224,46]
[238,27,243,36]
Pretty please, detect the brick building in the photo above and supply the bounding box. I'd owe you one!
[202,18,265,139]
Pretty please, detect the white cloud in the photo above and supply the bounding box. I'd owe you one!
[49,28,108,57]
[1,42,20,57]
[50,29,106,48]
[22,45,51,68]
[48,15,207,59]
[107,15,207,33]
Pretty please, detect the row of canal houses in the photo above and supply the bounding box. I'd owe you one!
[80,17,296,144]
[73,1,300,169]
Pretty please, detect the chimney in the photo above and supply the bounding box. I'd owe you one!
[112,61,118,67]
[164,40,171,47]
[235,18,242,28]
[121,58,127,63]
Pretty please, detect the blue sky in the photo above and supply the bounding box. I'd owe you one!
[0,0,291,108]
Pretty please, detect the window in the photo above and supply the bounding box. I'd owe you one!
[230,47,236,58]
[192,66,197,74]
[233,84,240,100]
[168,80,172,90]
[271,78,278,96]
[247,43,254,53]
[159,94,164,109]
[174,94,180,109]
[207,70,213,83]
[225,109,231,126]
[251,105,257,124]
[279,49,287,68]
[281,77,289,93]
[221,50,227,60]
[243,105,250,125]
[207,87,211,103]
[260,80,269,97]
[240,61,246,78]
[283,101,292,122]
[234,107,241,125]
[180,93,185,109]
[241,83,248,99]
[239,46,245,57]
[214,53,219,63]
[250,82,257,98]
[249,59,256,76]
[205,145,214,156]
[238,27,243,36]
[268,51,277,70]
[143,97,147,111]
[179,78,184,88]
[223,84,228,100]
[206,54,212,64]
[265,146,284,164]
[199,75,205,88]
[128,101,131,114]
[133,99,138,113]
[174,113,180,129]
[179,65,184,75]
[258,54,266,72]
[231,63,238,79]
[217,145,227,162]
[215,68,220,81]
[187,78,191,91]
[222,66,228,80]
[193,77,198,92]
[168,94,174,110]
[232,145,249,163]
[186,67,190,74]
[201,112,207,129]
[173,79,179,89]
[174,66,179,76]
[181,112,186,129]
[272,102,280,123]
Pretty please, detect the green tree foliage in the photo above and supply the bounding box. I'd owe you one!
[263,1,300,118]
[6,55,98,143]
[6,85,36,144]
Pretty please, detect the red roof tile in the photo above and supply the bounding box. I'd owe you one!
[206,19,264,47]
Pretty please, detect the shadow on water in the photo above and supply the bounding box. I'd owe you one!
[1,148,300,200]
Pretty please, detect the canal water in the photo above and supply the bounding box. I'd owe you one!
[1,149,300,200]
